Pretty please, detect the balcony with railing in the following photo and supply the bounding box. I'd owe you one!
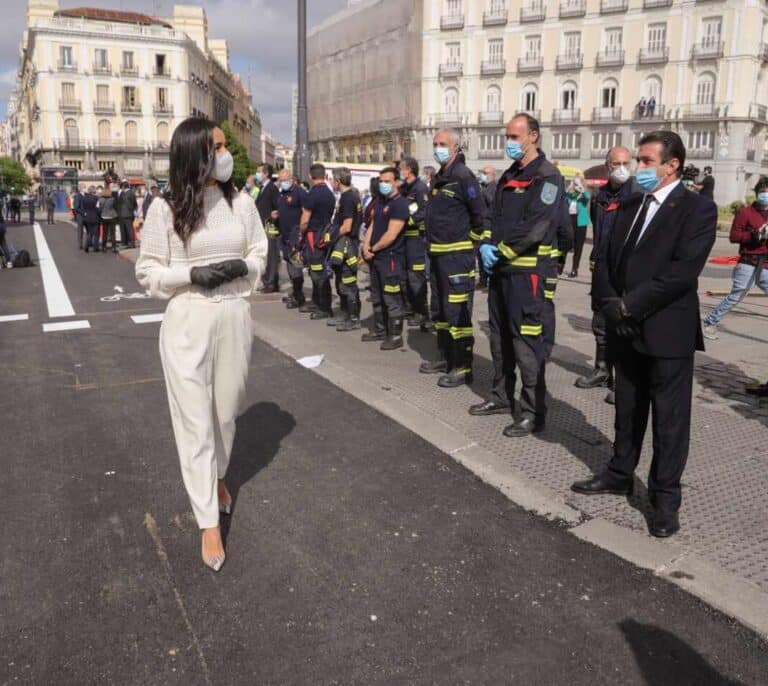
[632,104,665,120]
[59,99,82,113]
[121,64,139,76]
[596,49,625,67]
[479,148,504,159]
[439,61,463,78]
[592,106,622,122]
[687,148,715,160]
[427,112,471,127]
[684,103,720,119]
[478,111,505,126]
[53,137,86,151]
[600,0,628,12]
[153,66,171,77]
[92,62,111,75]
[750,103,768,121]
[520,2,546,22]
[555,53,583,71]
[481,60,506,76]
[153,103,174,116]
[643,0,673,7]
[93,100,115,115]
[520,108,541,121]
[440,13,464,30]
[552,108,581,124]
[692,41,725,60]
[483,7,508,26]
[517,56,544,73]
[57,60,77,72]
[638,46,669,64]
[559,0,586,18]
[121,101,142,114]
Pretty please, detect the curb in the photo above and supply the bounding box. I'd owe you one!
[253,313,768,640]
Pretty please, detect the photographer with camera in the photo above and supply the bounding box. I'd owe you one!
[702,177,768,339]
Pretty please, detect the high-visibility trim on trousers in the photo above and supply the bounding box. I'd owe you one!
[434,321,450,330]
[429,240,474,254]
[412,262,426,271]
[449,325,473,339]
[448,293,470,303]
[521,324,543,336]
[383,283,401,293]
[309,263,324,271]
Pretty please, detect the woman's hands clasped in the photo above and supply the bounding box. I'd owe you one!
[190,259,249,290]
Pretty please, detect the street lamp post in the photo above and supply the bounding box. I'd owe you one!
[294,0,312,182]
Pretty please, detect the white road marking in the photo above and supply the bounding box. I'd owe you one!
[42,320,91,333]
[0,314,29,322]
[131,313,164,324]
[32,222,76,318]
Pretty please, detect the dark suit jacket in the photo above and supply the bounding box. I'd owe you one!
[80,193,100,224]
[594,181,717,358]
[256,180,281,226]
[117,189,138,218]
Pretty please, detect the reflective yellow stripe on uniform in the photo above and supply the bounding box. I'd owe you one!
[383,284,401,293]
[346,256,358,266]
[309,263,324,271]
[448,271,476,279]
[412,263,426,271]
[429,241,474,254]
[404,229,420,238]
[538,244,553,256]
[434,321,450,330]
[331,251,344,260]
[448,293,470,303]
[469,229,483,242]
[342,275,357,284]
[551,249,562,258]
[267,229,280,236]
[481,229,492,240]
[449,326,474,339]
[544,290,555,300]
[520,324,543,336]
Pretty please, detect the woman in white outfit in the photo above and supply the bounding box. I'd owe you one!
[136,118,267,571]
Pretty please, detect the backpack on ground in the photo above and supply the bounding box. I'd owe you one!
[12,250,34,268]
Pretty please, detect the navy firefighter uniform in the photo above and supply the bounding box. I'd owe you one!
[421,153,487,387]
[484,150,563,432]
[400,176,430,325]
[329,186,363,330]
[303,182,336,317]
[277,181,307,308]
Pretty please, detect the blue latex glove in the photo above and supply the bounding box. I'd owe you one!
[479,244,500,275]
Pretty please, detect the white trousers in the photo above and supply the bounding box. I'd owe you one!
[159,296,253,529]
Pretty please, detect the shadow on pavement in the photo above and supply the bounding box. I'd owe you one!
[620,619,746,686]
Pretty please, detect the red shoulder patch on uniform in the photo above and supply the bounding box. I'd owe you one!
[504,180,533,189]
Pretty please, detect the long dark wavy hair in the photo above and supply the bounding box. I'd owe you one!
[166,117,235,244]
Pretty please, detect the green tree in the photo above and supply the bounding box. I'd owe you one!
[220,120,257,188]
[0,157,32,194]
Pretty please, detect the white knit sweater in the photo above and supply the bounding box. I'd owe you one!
[135,185,267,300]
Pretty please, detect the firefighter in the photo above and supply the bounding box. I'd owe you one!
[574,146,637,404]
[398,157,430,329]
[478,113,563,437]
[361,167,408,350]
[419,129,486,388]
[275,169,307,309]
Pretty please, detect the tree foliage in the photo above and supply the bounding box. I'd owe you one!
[0,157,32,194]
[220,120,258,188]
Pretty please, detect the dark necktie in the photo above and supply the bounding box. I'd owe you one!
[617,194,654,292]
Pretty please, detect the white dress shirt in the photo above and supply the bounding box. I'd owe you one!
[632,179,681,245]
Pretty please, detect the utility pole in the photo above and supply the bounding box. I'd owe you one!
[294,0,312,182]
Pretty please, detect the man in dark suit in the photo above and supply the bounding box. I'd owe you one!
[256,163,282,293]
[117,181,138,248]
[571,131,717,538]
[81,187,101,253]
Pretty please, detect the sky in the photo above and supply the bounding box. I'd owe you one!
[0,0,350,144]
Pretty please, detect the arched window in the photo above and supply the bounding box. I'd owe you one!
[644,75,662,102]
[156,122,169,146]
[443,87,458,114]
[64,118,79,146]
[561,80,577,110]
[695,72,716,105]
[600,78,619,109]
[124,121,138,146]
[486,85,501,113]
[521,83,538,113]
[97,119,111,144]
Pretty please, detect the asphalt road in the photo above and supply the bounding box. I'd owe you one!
[1,219,767,685]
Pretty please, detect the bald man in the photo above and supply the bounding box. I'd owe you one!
[574,145,638,401]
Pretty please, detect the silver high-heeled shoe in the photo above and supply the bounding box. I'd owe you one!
[219,500,232,515]
[202,540,226,572]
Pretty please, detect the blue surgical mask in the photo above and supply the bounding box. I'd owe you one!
[433,147,450,165]
[636,168,660,193]
[379,182,393,197]
[478,173,487,184]
[244,182,251,191]
[280,180,292,192]
[758,192,768,206]
[255,172,264,183]
[506,140,524,161]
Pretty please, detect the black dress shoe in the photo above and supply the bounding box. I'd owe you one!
[298,302,317,313]
[285,299,303,310]
[649,510,680,538]
[604,390,616,405]
[420,320,435,333]
[419,359,447,374]
[571,472,633,496]
[503,417,544,437]
[361,330,386,342]
[437,369,473,388]
[469,400,510,416]
[261,286,278,294]
[310,310,331,320]
[575,368,610,389]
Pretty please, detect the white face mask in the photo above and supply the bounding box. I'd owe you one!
[610,165,631,185]
[211,150,234,183]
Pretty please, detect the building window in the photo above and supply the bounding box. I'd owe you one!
[445,41,461,64]
[525,35,542,59]
[561,81,577,109]
[443,87,459,113]
[63,159,82,170]
[647,23,667,51]
[488,38,503,63]
[701,16,722,48]
[553,132,581,151]
[97,119,111,144]
[61,82,75,104]
[486,85,501,112]
[96,84,109,105]
[644,75,663,101]
[688,130,714,151]
[156,122,169,146]
[445,0,462,14]
[122,51,134,69]
[64,118,79,145]
[604,28,622,53]
[592,131,621,153]
[157,87,168,107]
[154,159,170,173]
[522,84,538,111]
[695,73,716,105]
[98,160,115,171]
[94,49,108,69]
[563,31,581,56]
[125,121,138,146]
[123,86,138,107]
[601,79,618,108]
[60,46,73,66]
[155,54,168,76]
[124,158,143,172]
[479,133,504,152]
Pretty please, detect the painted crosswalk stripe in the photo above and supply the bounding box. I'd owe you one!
[131,313,164,324]
[0,314,29,322]
[33,222,76,318]
[42,320,91,333]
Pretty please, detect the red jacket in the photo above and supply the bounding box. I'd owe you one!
[730,203,768,266]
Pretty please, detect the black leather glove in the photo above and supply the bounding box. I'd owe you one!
[190,265,229,290]
[615,321,640,338]
[212,259,248,281]
[602,297,625,328]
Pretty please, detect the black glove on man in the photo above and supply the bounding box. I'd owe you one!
[602,297,640,339]
[190,265,229,290]
[212,259,248,281]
